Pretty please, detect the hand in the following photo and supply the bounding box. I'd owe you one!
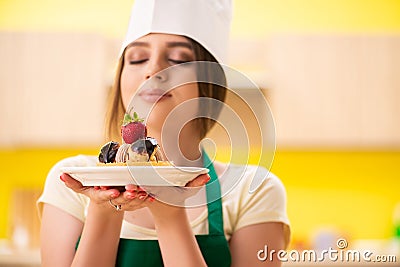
[60,173,153,212]
[125,173,210,208]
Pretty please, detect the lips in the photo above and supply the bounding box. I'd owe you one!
[138,88,172,103]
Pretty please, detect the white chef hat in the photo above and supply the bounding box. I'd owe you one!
[120,0,233,63]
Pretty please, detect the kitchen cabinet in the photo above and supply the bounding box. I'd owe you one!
[1,32,399,148]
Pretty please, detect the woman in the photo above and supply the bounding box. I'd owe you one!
[38,1,290,266]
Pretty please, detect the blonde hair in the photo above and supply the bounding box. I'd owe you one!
[104,38,227,141]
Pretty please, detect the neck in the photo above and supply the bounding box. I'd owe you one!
[148,125,203,167]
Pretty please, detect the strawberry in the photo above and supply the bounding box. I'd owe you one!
[121,112,147,144]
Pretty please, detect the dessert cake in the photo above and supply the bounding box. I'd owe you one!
[97,112,171,166]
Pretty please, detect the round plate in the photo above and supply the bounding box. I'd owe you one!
[60,166,209,186]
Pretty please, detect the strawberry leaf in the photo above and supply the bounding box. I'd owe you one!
[133,112,144,123]
[122,111,144,126]
[123,113,133,125]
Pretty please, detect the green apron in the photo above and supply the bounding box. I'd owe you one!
[77,154,232,266]
[115,154,231,266]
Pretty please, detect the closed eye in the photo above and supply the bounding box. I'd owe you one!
[129,59,148,65]
[169,59,191,65]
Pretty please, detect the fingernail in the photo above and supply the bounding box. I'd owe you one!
[138,193,147,200]
[60,175,65,182]
[127,193,136,199]
[125,185,135,192]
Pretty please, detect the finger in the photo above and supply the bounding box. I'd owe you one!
[96,189,121,202]
[124,191,147,201]
[185,174,210,187]
[60,173,120,201]
[125,184,141,192]
[60,173,84,191]
[88,186,121,203]
[137,192,148,200]
[124,190,138,200]
[100,186,111,190]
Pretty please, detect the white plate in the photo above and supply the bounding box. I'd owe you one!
[60,166,209,186]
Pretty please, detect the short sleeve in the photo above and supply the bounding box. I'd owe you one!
[223,165,291,247]
[37,155,95,222]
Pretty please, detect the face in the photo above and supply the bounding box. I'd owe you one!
[120,33,199,135]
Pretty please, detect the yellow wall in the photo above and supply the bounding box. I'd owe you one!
[232,0,400,35]
[1,0,399,249]
[0,0,399,38]
[0,148,98,239]
[272,150,400,247]
[1,148,399,246]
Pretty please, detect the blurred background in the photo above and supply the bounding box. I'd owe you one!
[0,0,399,266]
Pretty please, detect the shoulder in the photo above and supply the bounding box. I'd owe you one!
[51,154,98,169]
[45,154,98,193]
[219,163,290,244]
[219,163,287,203]
[37,154,97,221]
[45,154,97,184]
[43,154,97,186]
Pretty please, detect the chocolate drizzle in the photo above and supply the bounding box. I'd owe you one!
[130,137,161,162]
[98,141,120,163]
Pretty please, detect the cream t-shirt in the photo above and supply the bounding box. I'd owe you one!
[37,155,290,246]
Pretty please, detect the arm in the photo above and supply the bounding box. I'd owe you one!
[149,203,207,267]
[122,174,211,267]
[230,222,286,267]
[40,204,83,267]
[41,202,124,267]
[41,174,125,267]
[50,173,210,267]
[71,201,124,267]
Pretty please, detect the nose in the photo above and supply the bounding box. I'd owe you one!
[145,58,169,82]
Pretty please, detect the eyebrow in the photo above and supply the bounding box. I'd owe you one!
[166,41,193,50]
[127,41,193,50]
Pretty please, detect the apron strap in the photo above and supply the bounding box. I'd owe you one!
[203,152,224,236]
